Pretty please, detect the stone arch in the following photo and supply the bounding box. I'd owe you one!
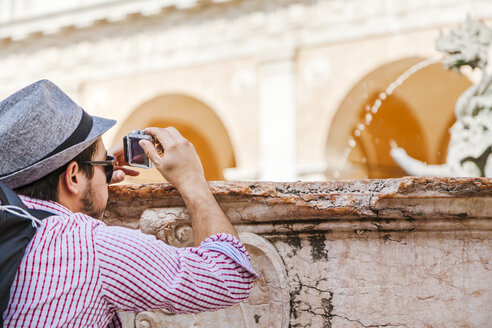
[112,94,236,183]
[326,57,472,179]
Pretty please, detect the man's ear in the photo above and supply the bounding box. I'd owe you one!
[62,161,83,195]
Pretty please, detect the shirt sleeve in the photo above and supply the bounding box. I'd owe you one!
[93,224,257,314]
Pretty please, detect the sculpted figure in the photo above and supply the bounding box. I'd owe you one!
[391,16,492,177]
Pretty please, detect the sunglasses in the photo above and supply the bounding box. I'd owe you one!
[80,155,115,184]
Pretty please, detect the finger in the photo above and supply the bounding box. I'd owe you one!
[110,170,125,184]
[145,127,175,150]
[144,127,158,135]
[166,126,189,143]
[115,166,140,176]
[139,140,162,165]
[144,127,164,140]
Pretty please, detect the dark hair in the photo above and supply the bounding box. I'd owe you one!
[15,142,98,202]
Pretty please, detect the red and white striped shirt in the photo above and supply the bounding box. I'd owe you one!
[3,196,257,327]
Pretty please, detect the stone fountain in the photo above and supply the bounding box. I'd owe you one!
[103,17,491,328]
[391,17,492,177]
[107,179,492,327]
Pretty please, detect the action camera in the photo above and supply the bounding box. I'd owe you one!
[123,129,155,169]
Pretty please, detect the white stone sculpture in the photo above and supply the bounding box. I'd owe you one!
[391,16,492,177]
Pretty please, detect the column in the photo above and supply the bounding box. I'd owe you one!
[258,49,297,181]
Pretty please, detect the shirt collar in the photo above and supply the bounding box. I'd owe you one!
[19,195,74,217]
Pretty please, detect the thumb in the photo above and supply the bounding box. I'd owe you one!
[139,140,161,165]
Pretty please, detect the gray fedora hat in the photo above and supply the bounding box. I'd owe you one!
[0,79,116,189]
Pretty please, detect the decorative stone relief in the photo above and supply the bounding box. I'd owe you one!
[139,207,193,248]
[122,230,289,328]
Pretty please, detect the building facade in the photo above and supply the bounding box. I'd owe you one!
[1,0,491,183]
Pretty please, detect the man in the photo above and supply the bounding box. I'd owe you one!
[0,80,257,327]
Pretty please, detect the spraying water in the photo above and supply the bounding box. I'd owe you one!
[333,57,439,179]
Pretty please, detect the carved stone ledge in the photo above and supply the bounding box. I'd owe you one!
[105,177,492,233]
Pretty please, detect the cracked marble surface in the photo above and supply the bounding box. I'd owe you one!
[106,178,492,327]
[271,231,491,327]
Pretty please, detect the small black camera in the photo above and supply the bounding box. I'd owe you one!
[123,129,155,169]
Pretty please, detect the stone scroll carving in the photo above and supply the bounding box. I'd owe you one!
[120,208,290,328]
[139,207,194,248]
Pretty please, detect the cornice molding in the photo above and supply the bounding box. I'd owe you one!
[0,0,235,41]
[2,0,492,43]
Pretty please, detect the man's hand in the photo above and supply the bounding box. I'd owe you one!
[139,127,206,190]
[107,143,140,184]
[139,126,239,245]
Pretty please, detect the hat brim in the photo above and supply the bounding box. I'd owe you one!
[0,116,116,189]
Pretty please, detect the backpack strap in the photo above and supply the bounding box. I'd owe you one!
[0,183,53,326]
[28,209,54,220]
[0,183,54,220]
[0,182,28,211]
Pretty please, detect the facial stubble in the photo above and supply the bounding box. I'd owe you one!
[81,180,106,220]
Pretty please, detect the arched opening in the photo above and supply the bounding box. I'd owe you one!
[112,94,236,184]
[352,93,427,178]
[326,57,472,179]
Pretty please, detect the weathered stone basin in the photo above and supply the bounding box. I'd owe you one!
[105,177,492,327]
